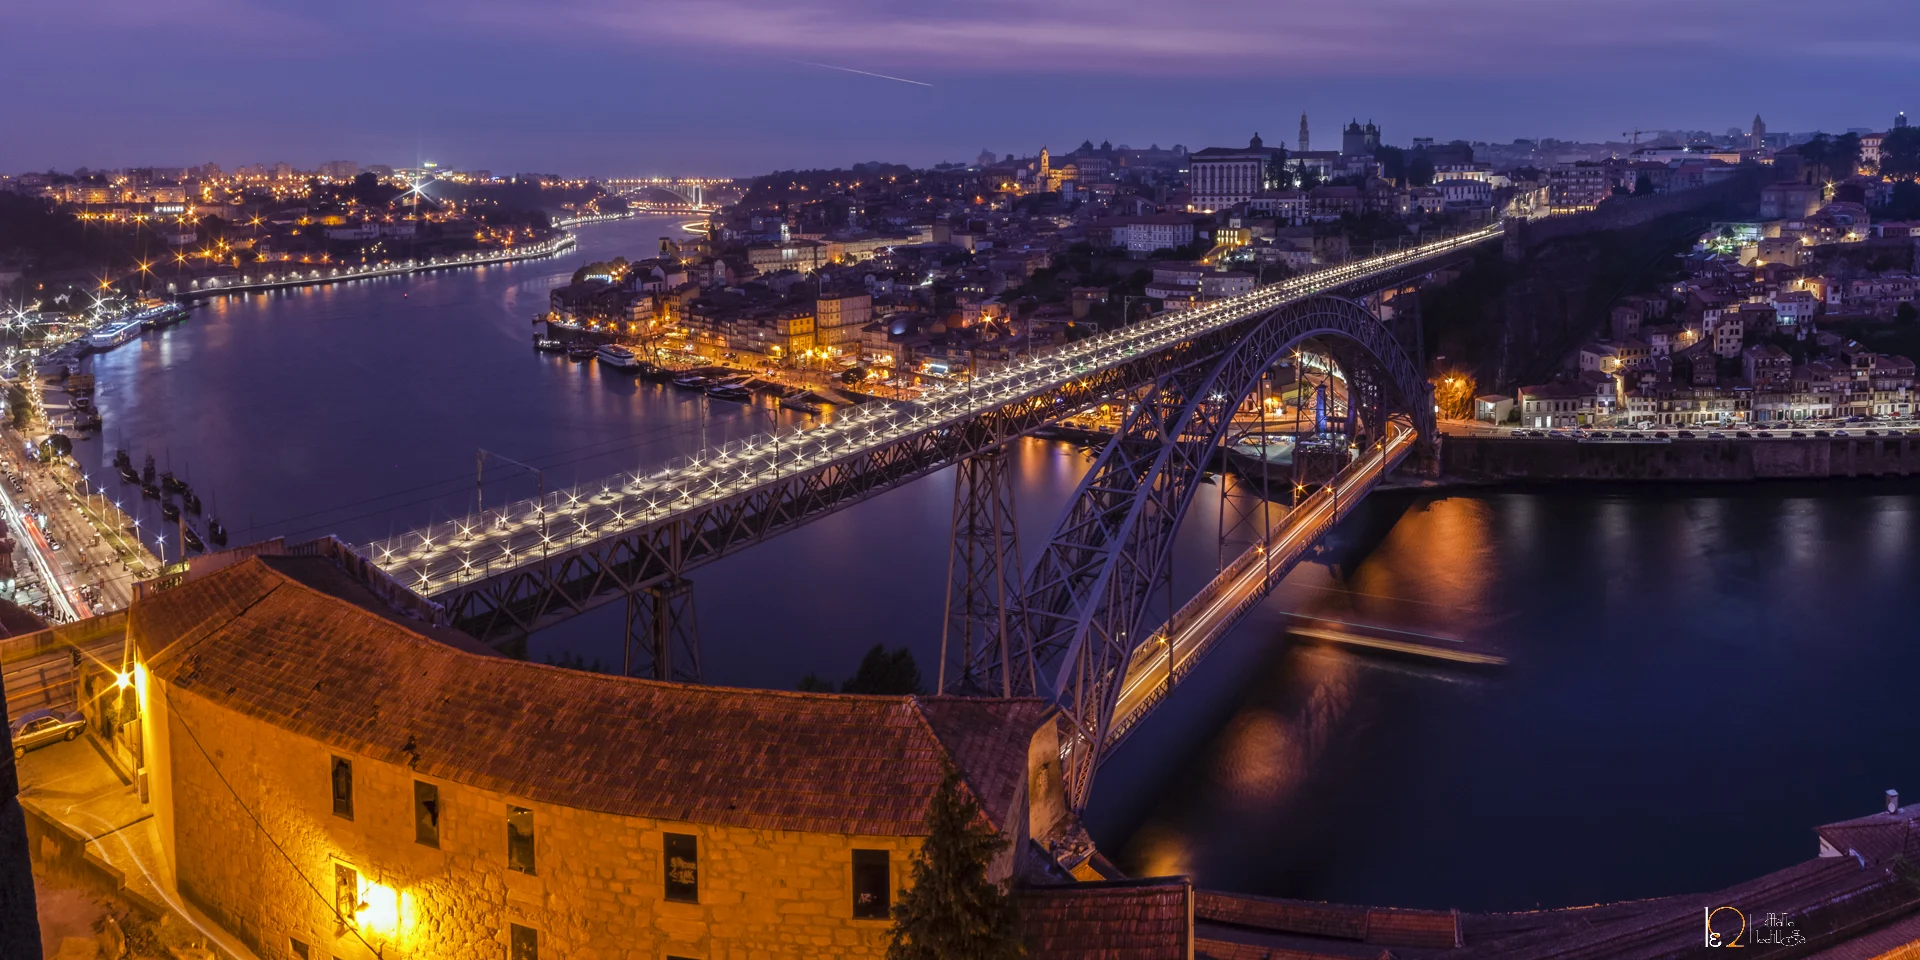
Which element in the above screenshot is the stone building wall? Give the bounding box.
[163,688,921,960]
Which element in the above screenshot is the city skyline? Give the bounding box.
[5,0,1916,175]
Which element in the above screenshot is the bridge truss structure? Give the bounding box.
[961,295,1435,810]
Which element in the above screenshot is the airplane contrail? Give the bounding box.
[790,60,932,87]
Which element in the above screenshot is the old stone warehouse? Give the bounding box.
[113,548,1116,958]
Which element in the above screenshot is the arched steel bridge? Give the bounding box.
[362,225,1499,684]
[950,294,1432,810]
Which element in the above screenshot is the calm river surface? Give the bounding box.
[71,216,1920,910]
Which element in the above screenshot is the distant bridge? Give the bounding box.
[603,177,738,209]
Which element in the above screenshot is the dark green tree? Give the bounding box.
[1633,173,1655,197]
[796,673,836,692]
[841,645,923,695]
[1375,145,1406,185]
[1832,132,1862,179]
[887,766,1022,960]
[1800,134,1832,183]
[1899,303,1918,325]
[1263,150,1292,192]
[1881,127,1920,178]
[1405,149,1435,188]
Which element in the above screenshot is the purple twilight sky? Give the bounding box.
[4,0,1916,176]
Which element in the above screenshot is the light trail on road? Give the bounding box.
[1105,424,1416,743]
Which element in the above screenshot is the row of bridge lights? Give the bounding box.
[200,237,572,290]
[386,226,1500,591]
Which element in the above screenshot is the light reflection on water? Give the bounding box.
[1091,486,1920,912]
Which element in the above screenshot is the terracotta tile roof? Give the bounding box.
[1195,940,1390,960]
[136,556,1051,836]
[1020,878,1193,960]
[1196,891,1457,949]
[1818,804,1920,865]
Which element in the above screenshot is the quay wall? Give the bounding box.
[1441,436,1920,482]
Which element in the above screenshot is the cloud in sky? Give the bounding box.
[3,0,1916,173]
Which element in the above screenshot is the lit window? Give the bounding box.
[852,849,890,919]
[664,833,698,903]
[330,757,353,820]
[507,806,536,875]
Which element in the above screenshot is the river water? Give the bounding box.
[70,215,1920,911]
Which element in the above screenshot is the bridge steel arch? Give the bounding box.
[992,296,1432,811]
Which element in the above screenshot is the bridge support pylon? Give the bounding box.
[623,578,701,683]
[939,448,1032,696]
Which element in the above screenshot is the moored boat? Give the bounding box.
[706,382,752,403]
[566,343,596,361]
[534,338,565,353]
[182,526,205,552]
[117,463,139,484]
[141,481,160,500]
[161,501,180,522]
[672,373,711,390]
[207,518,228,546]
[595,344,642,370]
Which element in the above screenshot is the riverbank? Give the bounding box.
[1440,433,1920,481]
[171,233,577,300]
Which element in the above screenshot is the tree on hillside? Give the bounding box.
[1832,132,1863,179]
[1263,150,1293,191]
[1881,127,1920,178]
[1405,149,1435,188]
[887,766,1022,960]
[1375,145,1406,185]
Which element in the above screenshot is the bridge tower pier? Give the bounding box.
[623,578,702,682]
[938,448,1031,696]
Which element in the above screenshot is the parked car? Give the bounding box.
[1735,431,1751,438]
[1677,430,1696,439]
[9,708,86,759]
[1834,430,1851,437]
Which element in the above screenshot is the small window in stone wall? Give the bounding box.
[507,805,536,875]
[414,781,439,848]
[289,938,310,959]
[330,756,353,820]
[509,923,539,960]
[664,832,698,903]
[852,849,890,919]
